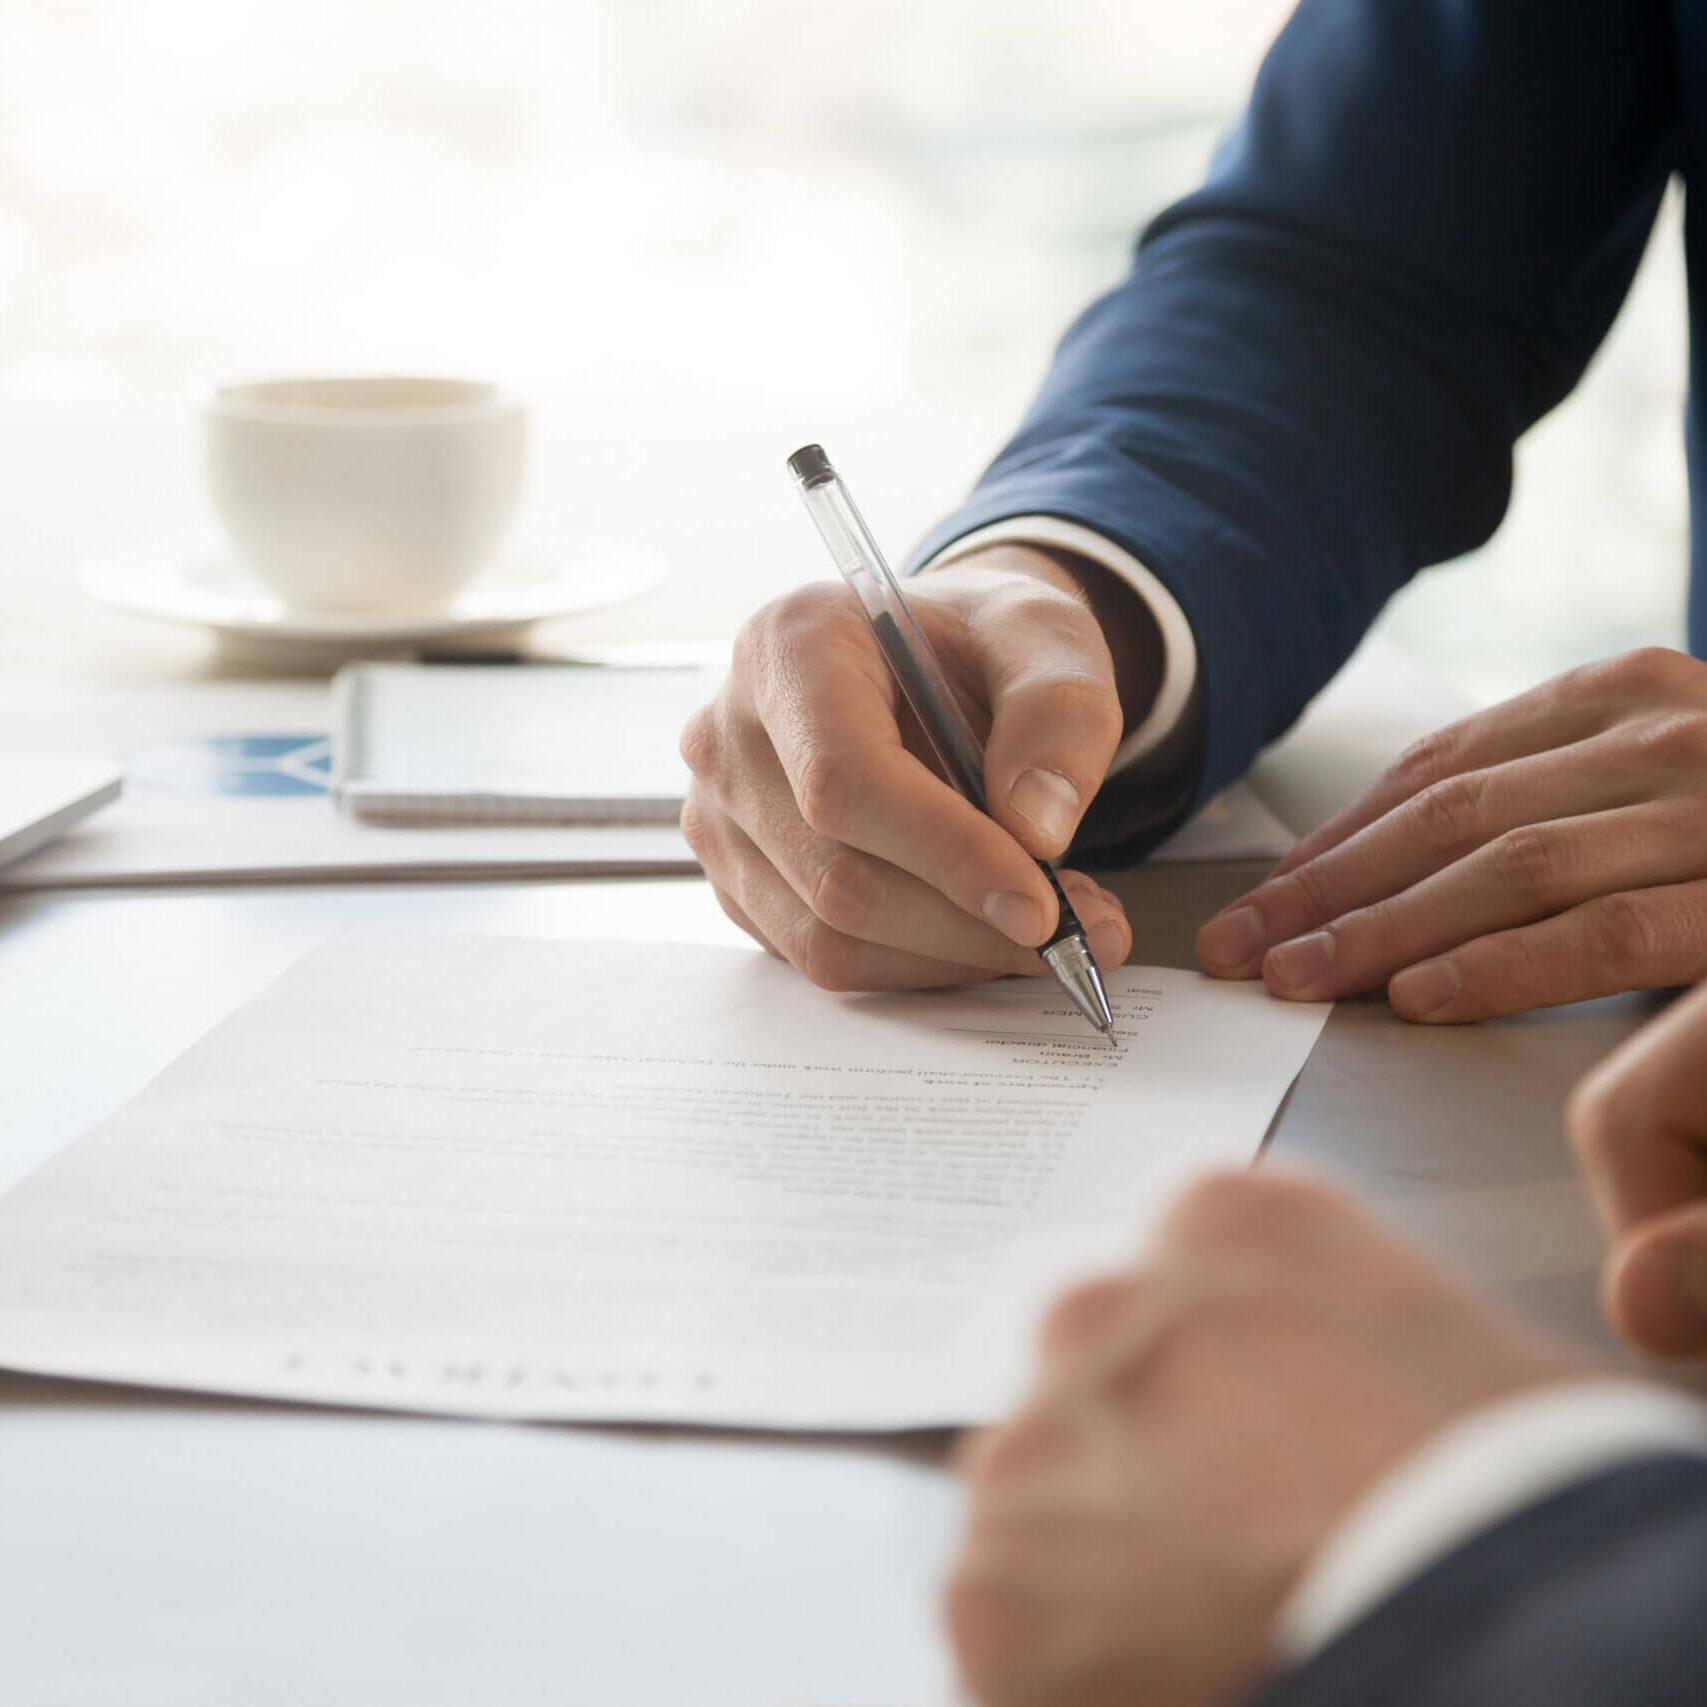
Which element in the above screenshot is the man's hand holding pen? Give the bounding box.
[679,551,1134,991]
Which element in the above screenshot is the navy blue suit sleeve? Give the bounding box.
[910,0,1676,849]
[1248,1454,1707,1707]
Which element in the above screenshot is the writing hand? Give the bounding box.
[1570,980,1707,1356]
[1197,648,1707,1021]
[945,1172,1578,1707]
[679,548,1137,989]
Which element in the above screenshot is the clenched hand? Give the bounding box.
[680,547,1140,990]
[945,1172,1580,1707]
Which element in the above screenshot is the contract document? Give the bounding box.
[0,933,1329,1429]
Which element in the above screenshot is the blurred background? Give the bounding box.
[0,0,1688,702]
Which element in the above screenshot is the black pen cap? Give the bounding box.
[786,443,835,489]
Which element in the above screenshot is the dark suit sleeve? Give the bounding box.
[908,0,1676,861]
[1247,1455,1707,1707]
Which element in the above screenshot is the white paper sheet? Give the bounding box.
[0,933,1328,1429]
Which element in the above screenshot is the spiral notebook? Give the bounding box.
[330,662,720,825]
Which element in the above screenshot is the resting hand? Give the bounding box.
[1197,647,1707,1020]
[1569,980,1707,1356]
[946,1172,1578,1707]
[680,546,1138,989]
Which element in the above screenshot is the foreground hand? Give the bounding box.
[946,1172,1578,1707]
[1197,647,1707,1020]
[680,548,1137,989]
[1570,980,1707,1357]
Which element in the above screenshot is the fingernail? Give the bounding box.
[983,889,1046,946]
[1199,904,1266,973]
[1390,957,1461,1020]
[1007,769,1080,854]
[1088,918,1127,970]
[1266,930,1335,992]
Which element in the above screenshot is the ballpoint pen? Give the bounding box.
[786,442,1117,1044]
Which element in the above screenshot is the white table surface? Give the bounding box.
[0,411,1679,1706]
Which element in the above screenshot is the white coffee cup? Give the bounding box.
[202,375,527,614]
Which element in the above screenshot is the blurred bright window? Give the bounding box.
[0,0,1687,701]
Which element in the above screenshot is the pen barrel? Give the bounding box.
[791,458,989,810]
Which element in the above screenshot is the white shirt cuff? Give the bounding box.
[1276,1378,1707,1663]
[918,516,1199,777]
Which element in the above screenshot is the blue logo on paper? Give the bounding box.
[127,735,332,797]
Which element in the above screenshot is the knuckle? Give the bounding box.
[729,602,779,680]
[1039,1275,1130,1354]
[1277,856,1336,924]
[1633,710,1707,767]
[1409,772,1488,851]
[1251,1170,1350,1235]
[792,920,861,993]
[677,704,722,781]
[1166,1169,1339,1253]
[808,849,877,936]
[1589,893,1667,970]
[794,749,861,839]
[727,613,760,678]
[677,795,717,863]
[1580,650,1646,698]
[962,1406,1062,1486]
[1034,672,1122,753]
[1165,1169,1269,1241]
[1392,727,1458,792]
[1481,928,1551,1007]
[1489,825,1566,903]
[731,584,840,678]
[755,581,842,641]
[987,572,1082,631]
[1351,893,1404,952]
[1607,646,1696,699]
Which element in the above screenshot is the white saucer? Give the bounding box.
[79,529,664,643]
